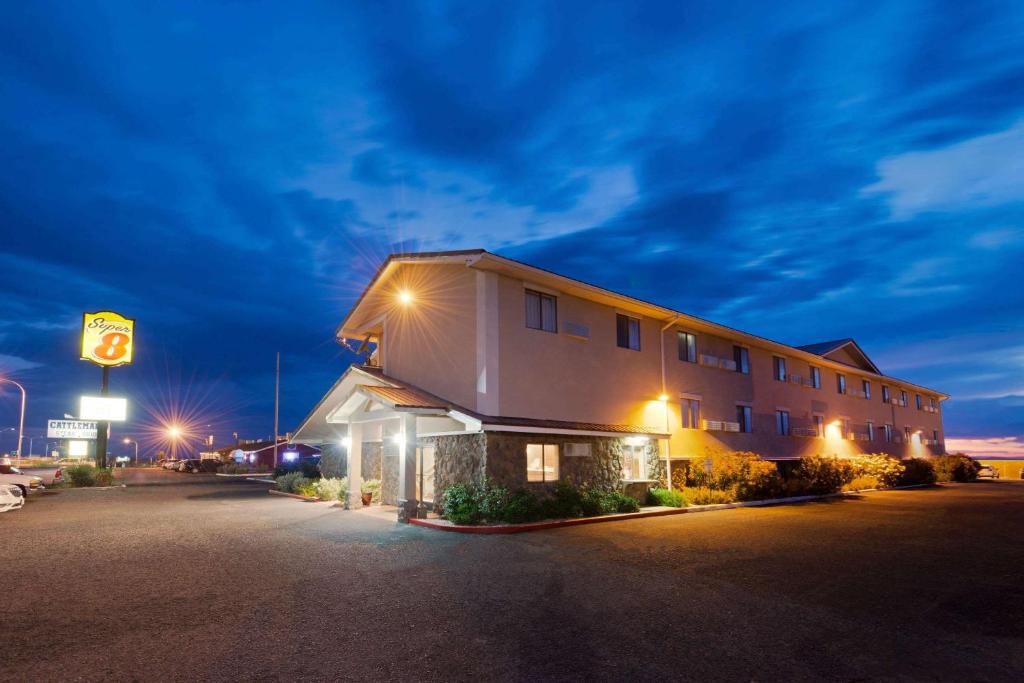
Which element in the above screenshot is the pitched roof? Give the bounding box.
[797,338,881,374]
[796,339,854,356]
[356,384,452,411]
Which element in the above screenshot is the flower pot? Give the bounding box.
[361,492,373,506]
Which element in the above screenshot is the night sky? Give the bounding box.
[1,2,1022,458]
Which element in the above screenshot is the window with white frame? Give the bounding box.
[774,356,786,381]
[915,394,923,410]
[776,410,790,435]
[811,366,821,389]
[526,444,559,482]
[900,390,908,406]
[678,331,696,362]
[616,314,641,351]
[862,380,871,399]
[682,398,701,429]
[621,439,647,480]
[882,385,891,403]
[525,289,557,332]
[837,373,847,395]
[733,345,749,374]
[736,405,752,433]
[867,421,875,441]
[884,423,893,443]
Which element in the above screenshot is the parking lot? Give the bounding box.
[3,478,1023,681]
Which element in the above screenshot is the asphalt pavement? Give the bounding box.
[2,474,1023,681]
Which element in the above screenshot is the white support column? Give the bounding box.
[346,421,363,509]
[396,412,418,522]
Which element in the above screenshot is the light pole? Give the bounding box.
[0,378,26,460]
[123,438,139,465]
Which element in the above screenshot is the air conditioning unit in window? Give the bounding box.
[565,442,592,457]
[702,419,724,431]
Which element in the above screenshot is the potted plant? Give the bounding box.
[361,478,381,506]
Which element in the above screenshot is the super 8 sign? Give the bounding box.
[80,311,135,367]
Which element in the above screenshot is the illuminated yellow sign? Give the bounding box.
[80,311,135,367]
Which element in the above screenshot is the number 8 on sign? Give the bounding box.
[95,332,129,360]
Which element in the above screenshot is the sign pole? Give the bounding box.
[96,366,110,469]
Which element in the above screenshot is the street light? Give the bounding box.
[0,378,26,459]
[123,437,139,465]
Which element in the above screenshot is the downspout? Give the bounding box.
[660,315,680,490]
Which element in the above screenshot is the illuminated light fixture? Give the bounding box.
[657,393,669,402]
[68,440,89,457]
[79,396,128,422]
[167,426,181,438]
[390,433,404,445]
[283,451,299,462]
[341,436,352,448]
[122,438,130,444]
[398,290,414,305]
[624,436,649,447]
[825,420,842,440]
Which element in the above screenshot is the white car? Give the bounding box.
[0,461,45,496]
[0,483,24,512]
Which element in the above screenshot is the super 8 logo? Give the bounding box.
[81,312,135,366]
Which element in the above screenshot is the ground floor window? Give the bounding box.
[867,421,875,441]
[621,442,647,480]
[884,424,893,443]
[776,410,790,436]
[813,414,824,437]
[416,445,435,503]
[682,398,700,429]
[526,444,559,482]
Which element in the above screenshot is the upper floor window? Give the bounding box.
[862,380,871,399]
[930,397,938,411]
[616,314,641,351]
[837,373,847,395]
[526,444,559,482]
[682,399,701,429]
[678,331,696,362]
[900,390,908,406]
[813,414,824,437]
[884,424,893,443]
[867,421,875,441]
[933,429,939,443]
[882,385,891,403]
[736,405,752,433]
[915,394,923,410]
[775,410,790,436]
[773,356,786,382]
[525,289,557,332]
[842,418,851,437]
[904,426,912,442]
[810,366,821,389]
[733,346,750,374]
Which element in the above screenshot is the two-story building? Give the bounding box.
[292,249,948,520]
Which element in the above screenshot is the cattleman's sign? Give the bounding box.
[46,419,98,440]
[80,311,135,367]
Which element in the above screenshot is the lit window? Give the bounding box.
[773,356,786,382]
[904,426,912,442]
[526,444,559,482]
[736,405,752,433]
[621,441,647,480]
[915,394,923,410]
[867,421,875,441]
[862,380,871,399]
[525,290,557,332]
[616,314,641,351]
[837,374,847,395]
[882,385,891,403]
[810,366,821,389]
[733,346,749,374]
[813,414,824,437]
[678,331,696,362]
[775,410,790,436]
[682,399,701,429]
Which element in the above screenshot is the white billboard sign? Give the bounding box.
[47,420,98,439]
[68,440,90,457]
[79,396,128,422]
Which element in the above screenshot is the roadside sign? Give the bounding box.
[47,419,98,439]
[79,396,128,422]
[80,311,135,367]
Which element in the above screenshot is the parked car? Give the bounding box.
[976,465,1000,479]
[161,459,180,470]
[0,461,45,496]
[0,483,24,512]
[176,459,200,473]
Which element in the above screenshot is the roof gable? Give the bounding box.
[798,339,881,374]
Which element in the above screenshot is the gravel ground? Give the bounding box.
[2,476,1023,682]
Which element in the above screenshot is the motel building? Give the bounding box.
[292,249,947,521]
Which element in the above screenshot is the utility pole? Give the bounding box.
[273,351,280,469]
[0,378,26,461]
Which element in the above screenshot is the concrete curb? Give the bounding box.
[50,484,128,492]
[267,489,320,502]
[215,472,273,478]
[247,477,277,484]
[409,483,942,534]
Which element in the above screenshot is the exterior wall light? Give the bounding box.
[341,437,352,449]
[658,393,669,402]
[398,290,414,305]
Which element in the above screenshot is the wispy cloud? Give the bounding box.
[945,436,1024,459]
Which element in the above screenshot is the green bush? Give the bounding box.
[476,480,511,520]
[360,478,382,503]
[843,475,881,491]
[791,455,852,495]
[64,464,97,487]
[275,472,311,493]
[315,477,348,501]
[846,454,905,488]
[683,486,737,505]
[273,459,320,479]
[934,453,979,482]
[499,489,541,523]
[297,481,320,498]
[686,450,783,501]
[649,487,687,508]
[441,483,481,524]
[93,468,116,487]
[898,458,937,486]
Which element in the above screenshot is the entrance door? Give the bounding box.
[416,445,435,504]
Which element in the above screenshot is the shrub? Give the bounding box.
[686,450,783,501]
[273,458,320,479]
[898,458,937,486]
[683,486,737,505]
[297,481,320,498]
[498,490,541,523]
[791,455,852,495]
[934,453,979,482]
[847,454,905,489]
[275,472,311,493]
[315,477,348,501]
[64,464,97,487]
[843,475,881,492]
[542,480,587,519]
[360,478,382,503]
[650,487,687,508]
[93,468,116,487]
[441,483,481,525]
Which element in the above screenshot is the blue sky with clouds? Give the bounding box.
[1,1,1022,454]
